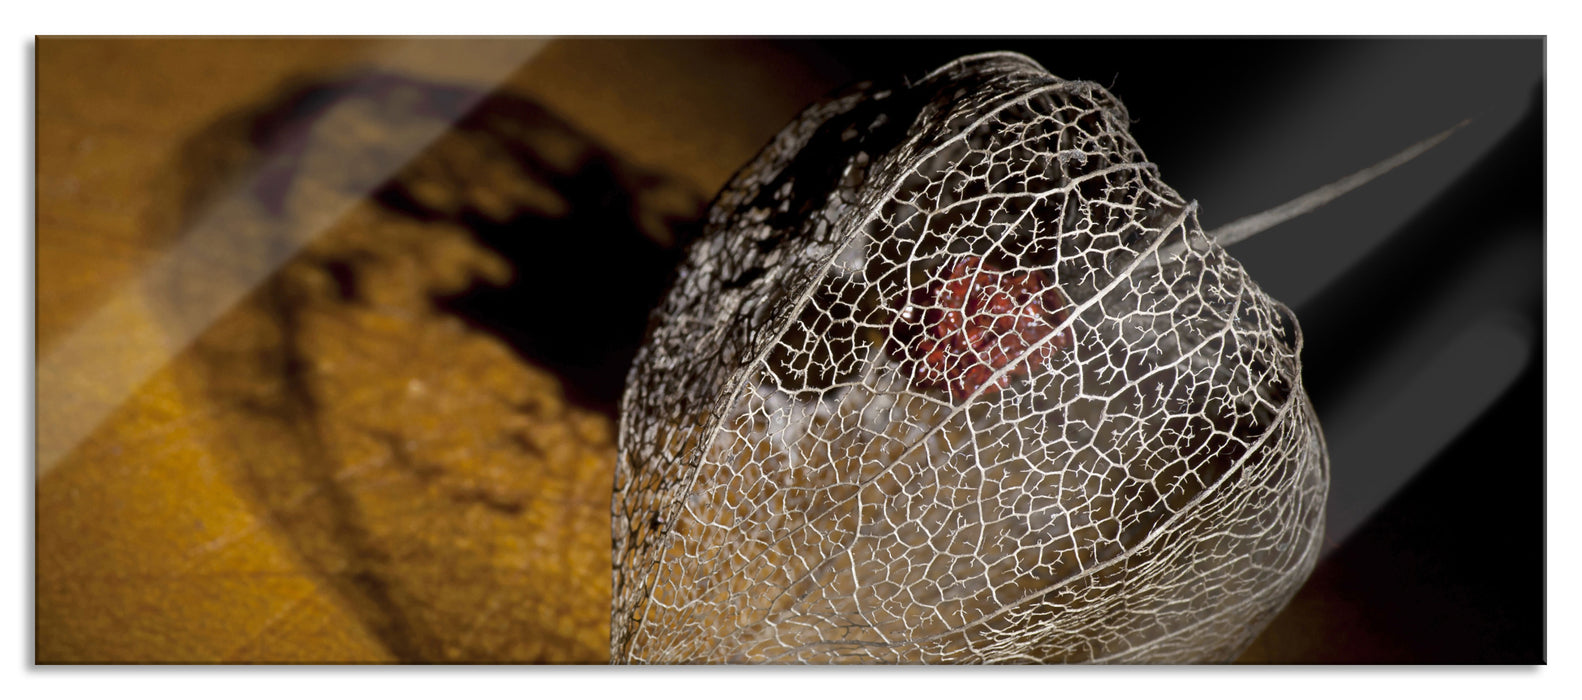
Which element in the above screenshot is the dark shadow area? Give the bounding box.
[368,85,704,415]
[1325,355,1540,663]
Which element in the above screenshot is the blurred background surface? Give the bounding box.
[35,37,1543,663]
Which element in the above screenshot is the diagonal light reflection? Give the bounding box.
[1315,230,1538,546]
[36,38,549,475]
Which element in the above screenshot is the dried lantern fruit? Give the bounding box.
[611,51,1328,663]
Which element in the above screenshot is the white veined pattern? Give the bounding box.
[611,52,1326,664]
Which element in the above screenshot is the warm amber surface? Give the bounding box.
[36,37,842,664]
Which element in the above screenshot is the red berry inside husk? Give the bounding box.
[893,256,1073,401]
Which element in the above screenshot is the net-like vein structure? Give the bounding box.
[611,52,1328,664]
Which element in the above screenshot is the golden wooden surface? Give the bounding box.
[36,37,842,664]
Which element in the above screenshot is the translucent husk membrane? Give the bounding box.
[612,52,1328,664]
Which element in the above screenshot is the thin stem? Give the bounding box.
[1205,119,1469,248]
